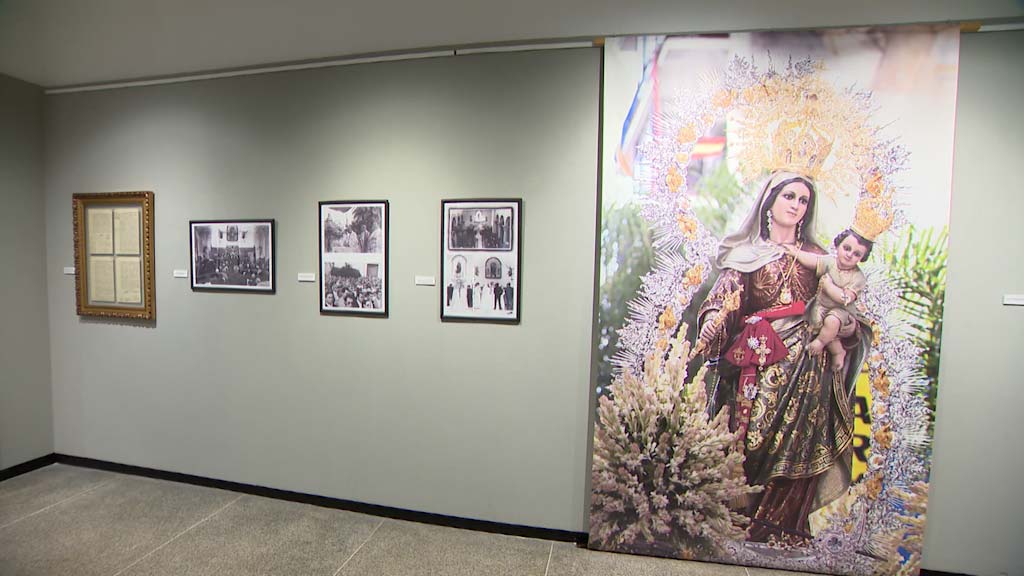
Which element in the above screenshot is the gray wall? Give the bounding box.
[35,31,1024,576]
[923,30,1024,576]
[0,73,53,469]
[43,49,599,532]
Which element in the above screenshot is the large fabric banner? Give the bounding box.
[590,27,958,576]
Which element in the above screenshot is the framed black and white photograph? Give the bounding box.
[441,199,521,323]
[320,200,388,316]
[189,220,275,292]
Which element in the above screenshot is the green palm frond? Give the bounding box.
[879,225,948,419]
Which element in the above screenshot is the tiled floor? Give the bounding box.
[0,464,795,575]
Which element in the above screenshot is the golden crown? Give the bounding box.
[769,113,834,180]
[851,173,895,241]
[731,70,874,202]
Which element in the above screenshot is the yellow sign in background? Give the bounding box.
[852,370,872,482]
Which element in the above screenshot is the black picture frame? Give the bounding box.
[319,200,389,317]
[440,199,522,324]
[189,219,276,293]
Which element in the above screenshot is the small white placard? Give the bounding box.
[1003,294,1024,306]
[172,269,188,278]
[415,275,436,286]
[297,273,316,283]
[63,266,75,275]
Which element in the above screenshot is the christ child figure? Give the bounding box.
[785,228,872,370]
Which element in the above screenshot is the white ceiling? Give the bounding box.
[1,0,1021,88]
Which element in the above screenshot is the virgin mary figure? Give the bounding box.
[695,170,872,542]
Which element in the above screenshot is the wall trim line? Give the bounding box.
[0,453,59,482]
[43,39,599,95]
[47,454,589,545]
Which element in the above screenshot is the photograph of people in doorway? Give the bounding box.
[441,199,521,323]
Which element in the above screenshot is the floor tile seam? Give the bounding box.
[543,541,554,576]
[0,478,115,532]
[332,518,385,576]
[109,493,243,576]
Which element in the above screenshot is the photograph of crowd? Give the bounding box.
[322,263,383,310]
[441,199,521,323]
[190,220,274,292]
[446,206,514,251]
[320,201,388,315]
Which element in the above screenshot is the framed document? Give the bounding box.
[72,191,155,320]
[189,220,275,293]
[319,200,388,316]
[441,199,521,323]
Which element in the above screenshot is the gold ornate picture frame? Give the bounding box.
[72,191,155,320]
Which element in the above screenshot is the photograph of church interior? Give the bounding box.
[1,1,1020,575]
